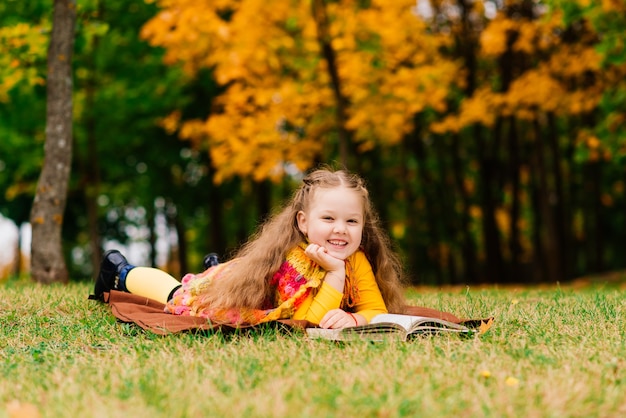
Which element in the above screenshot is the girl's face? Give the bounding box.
[296,187,364,260]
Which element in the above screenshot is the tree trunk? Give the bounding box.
[85,67,102,275]
[547,112,569,278]
[457,0,505,283]
[412,133,445,284]
[450,133,478,282]
[311,0,352,168]
[84,0,104,274]
[476,125,504,283]
[209,184,226,257]
[256,180,271,224]
[529,158,547,283]
[30,0,76,284]
[174,211,188,277]
[147,202,157,268]
[495,8,518,283]
[532,118,564,282]
[507,117,524,282]
[399,136,422,284]
[585,161,604,273]
[433,137,459,283]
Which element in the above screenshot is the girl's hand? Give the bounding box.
[304,243,345,273]
[319,309,364,329]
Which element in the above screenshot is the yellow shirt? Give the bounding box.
[292,250,387,324]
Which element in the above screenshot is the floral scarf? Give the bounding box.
[164,244,327,326]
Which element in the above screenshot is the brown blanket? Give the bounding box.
[103,290,467,335]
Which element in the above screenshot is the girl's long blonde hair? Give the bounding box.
[196,168,407,313]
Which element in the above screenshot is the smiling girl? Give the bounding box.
[92,168,406,329]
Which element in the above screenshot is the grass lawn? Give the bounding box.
[1,276,625,418]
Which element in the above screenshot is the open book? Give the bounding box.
[305,313,477,342]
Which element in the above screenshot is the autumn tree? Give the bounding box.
[141,0,626,284]
[0,3,49,277]
[426,0,626,282]
[141,0,454,182]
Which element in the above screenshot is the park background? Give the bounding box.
[1,0,625,286]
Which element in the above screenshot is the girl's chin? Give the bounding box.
[325,246,353,260]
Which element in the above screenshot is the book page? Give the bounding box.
[370,313,431,331]
[370,313,468,332]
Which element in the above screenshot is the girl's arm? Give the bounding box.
[347,251,387,323]
[292,281,343,324]
[292,243,351,325]
[292,250,387,327]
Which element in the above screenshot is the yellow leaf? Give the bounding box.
[479,317,494,335]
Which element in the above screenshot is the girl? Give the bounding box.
[92,168,406,329]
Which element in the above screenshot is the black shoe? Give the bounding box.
[202,253,219,270]
[89,250,130,302]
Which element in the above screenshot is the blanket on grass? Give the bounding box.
[102,290,471,335]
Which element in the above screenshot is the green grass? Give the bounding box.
[2,277,626,418]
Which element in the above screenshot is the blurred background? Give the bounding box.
[1,0,625,285]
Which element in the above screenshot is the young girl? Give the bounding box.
[92,168,406,329]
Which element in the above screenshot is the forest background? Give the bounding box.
[1,0,625,286]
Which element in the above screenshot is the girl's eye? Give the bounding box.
[348,219,358,224]
[322,216,333,221]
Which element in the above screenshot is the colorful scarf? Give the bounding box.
[164,244,328,326]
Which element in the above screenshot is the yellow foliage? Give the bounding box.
[337,2,459,146]
[178,119,207,149]
[158,110,182,135]
[461,88,500,127]
[480,17,515,57]
[0,0,576,209]
[199,79,328,181]
[566,89,602,115]
[602,0,626,12]
[513,21,537,54]
[467,7,609,126]
[0,22,49,102]
[142,0,620,183]
[430,87,500,133]
[142,0,459,181]
[503,68,564,116]
[546,45,601,79]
